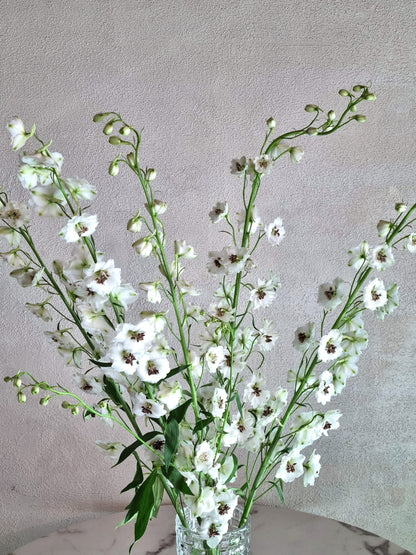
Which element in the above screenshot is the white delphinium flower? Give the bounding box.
[146,434,166,462]
[110,283,137,311]
[0,248,26,268]
[317,278,347,312]
[204,345,226,373]
[106,342,140,375]
[223,410,255,447]
[84,259,121,295]
[236,205,262,235]
[199,518,229,549]
[318,329,343,362]
[114,321,155,352]
[230,156,247,176]
[315,370,335,405]
[44,329,75,350]
[139,281,162,303]
[256,388,288,427]
[140,311,166,333]
[252,154,273,175]
[213,488,239,522]
[187,485,216,518]
[289,146,304,163]
[265,217,286,246]
[127,212,142,233]
[244,426,266,453]
[0,201,31,228]
[30,185,66,217]
[348,241,369,270]
[0,226,21,247]
[217,346,245,380]
[25,302,53,322]
[250,275,280,310]
[257,319,279,351]
[293,322,315,352]
[63,177,96,201]
[9,266,36,287]
[207,250,227,275]
[222,246,249,274]
[132,236,154,257]
[217,456,237,485]
[363,278,387,310]
[194,441,216,473]
[332,355,359,394]
[145,199,167,215]
[21,151,63,171]
[236,326,255,352]
[72,372,103,396]
[209,301,235,323]
[290,411,323,449]
[7,117,35,150]
[211,387,228,418]
[321,410,341,436]
[95,441,123,459]
[77,304,113,335]
[303,450,321,486]
[59,214,98,243]
[188,350,204,379]
[209,201,229,223]
[131,392,167,418]
[376,283,399,320]
[342,328,368,356]
[243,373,270,409]
[177,279,200,296]
[275,449,305,483]
[377,220,393,238]
[157,380,182,410]
[137,354,170,383]
[174,239,197,259]
[18,164,48,189]
[370,244,394,271]
[405,233,416,253]
[339,313,364,333]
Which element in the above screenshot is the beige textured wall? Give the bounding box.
[1,0,415,553]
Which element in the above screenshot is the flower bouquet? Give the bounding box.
[2,84,415,554]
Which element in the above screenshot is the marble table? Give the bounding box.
[12,505,413,555]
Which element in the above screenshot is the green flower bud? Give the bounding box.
[328,110,336,121]
[350,104,357,112]
[31,385,40,395]
[109,135,122,145]
[363,92,376,101]
[338,89,350,97]
[14,377,22,388]
[395,202,407,213]
[127,214,142,233]
[103,123,114,135]
[146,168,157,181]
[40,397,49,406]
[18,391,26,403]
[61,401,71,409]
[109,160,119,176]
[304,104,319,113]
[93,112,110,123]
[307,127,319,135]
[71,406,79,415]
[4,376,12,383]
[127,152,136,166]
[353,85,364,92]
[267,117,276,129]
[98,400,107,409]
[353,114,367,123]
[120,126,131,136]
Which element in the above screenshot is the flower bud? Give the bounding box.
[307,127,319,135]
[18,391,26,403]
[350,104,357,112]
[304,104,319,113]
[103,122,114,135]
[328,110,336,121]
[127,152,136,166]
[93,112,110,123]
[31,385,40,395]
[71,406,79,415]
[146,168,157,181]
[353,114,367,123]
[109,135,122,145]
[377,220,392,237]
[353,85,364,92]
[120,126,131,135]
[61,401,71,409]
[14,377,22,388]
[3,376,12,383]
[267,117,276,129]
[338,89,350,97]
[40,397,49,406]
[395,202,407,213]
[98,401,107,409]
[127,214,142,233]
[132,237,154,257]
[109,160,119,176]
[363,92,376,101]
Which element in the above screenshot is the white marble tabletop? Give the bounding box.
[11,505,413,555]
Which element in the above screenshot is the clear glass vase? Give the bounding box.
[175,505,251,555]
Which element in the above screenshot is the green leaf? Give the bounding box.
[119,470,157,529]
[193,416,213,434]
[165,466,193,495]
[164,418,179,471]
[224,453,239,484]
[120,461,144,493]
[142,431,161,443]
[129,471,157,551]
[235,390,243,418]
[151,475,164,519]
[168,398,192,424]
[113,438,142,467]
[103,376,124,406]
[269,479,285,504]
[164,363,189,381]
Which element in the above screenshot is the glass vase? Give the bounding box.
[175,505,251,555]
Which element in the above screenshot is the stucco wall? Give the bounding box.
[1,1,415,553]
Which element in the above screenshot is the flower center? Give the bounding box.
[142,403,153,415]
[123,352,137,366]
[95,270,109,284]
[324,287,335,300]
[257,289,266,300]
[377,250,387,263]
[130,331,145,342]
[326,343,336,354]
[286,462,296,473]
[298,332,307,343]
[218,503,230,515]
[372,290,381,301]
[77,225,88,237]
[252,386,261,396]
[208,524,220,538]
[229,254,239,264]
[147,361,159,375]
